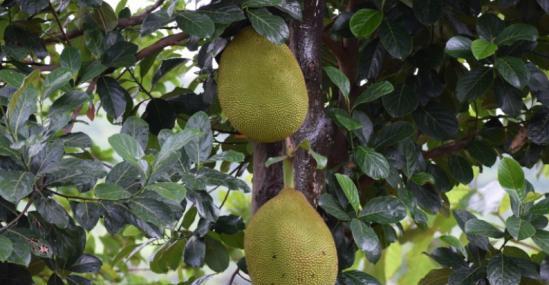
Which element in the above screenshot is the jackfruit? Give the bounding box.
[217,27,308,143]
[244,188,338,285]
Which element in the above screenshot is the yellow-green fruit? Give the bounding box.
[217,27,308,143]
[244,188,338,285]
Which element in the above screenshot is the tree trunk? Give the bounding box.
[252,0,332,210]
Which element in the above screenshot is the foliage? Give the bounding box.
[0,0,547,284]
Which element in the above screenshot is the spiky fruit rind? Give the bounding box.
[244,188,338,285]
[217,27,308,143]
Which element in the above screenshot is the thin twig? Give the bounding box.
[0,197,34,234]
[228,268,239,285]
[128,68,154,99]
[48,1,69,44]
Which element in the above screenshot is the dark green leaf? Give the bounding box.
[495,57,530,89]
[335,174,361,213]
[78,61,107,83]
[96,76,128,120]
[495,80,524,117]
[465,218,505,238]
[50,91,90,114]
[379,20,412,59]
[35,196,70,228]
[242,0,282,8]
[141,10,173,36]
[371,121,415,148]
[527,108,549,145]
[477,14,505,40]
[0,70,25,88]
[319,193,351,221]
[418,268,452,285]
[92,2,118,31]
[70,254,102,273]
[467,140,497,166]
[456,67,494,101]
[445,36,472,58]
[200,4,246,24]
[413,0,443,24]
[94,183,131,200]
[495,24,538,46]
[354,146,390,180]
[129,198,173,226]
[339,270,381,285]
[350,219,381,263]
[532,230,549,254]
[184,111,213,164]
[498,157,525,192]
[204,237,229,272]
[176,11,215,38]
[145,182,187,203]
[60,47,82,75]
[0,171,34,203]
[448,155,473,184]
[18,0,48,14]
[413,103,458,140]
[46,158,106,192]
[360,196,407,224]
[324,66,350,96]
[349,9,383,38]
[121,116,149,150]
[153,58,187,84]
[101,41,138,67]
[247,8,289,44]
[471,38,498,60]
[487,254,521,285]
[274,0,302,20]
[5,232,31,266]
[382,82,418,117]
[184,236,206,268]
[354,81,394,108]
[70,202,103,231]
[142,98,176,135]
[7,85,39,135]
[331,108,363,131]
[0,235,13,262]
[44,68,72,97]
[505,216,536,240]
[109,133,145,171]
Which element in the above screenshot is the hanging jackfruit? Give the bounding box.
[244,188,338,285]
[217,27,308,143]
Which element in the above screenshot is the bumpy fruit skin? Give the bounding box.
[217,27,308,143]
[244,188,338,285]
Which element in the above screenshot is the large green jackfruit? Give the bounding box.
[244,188,338,285]
[217,27,308,143]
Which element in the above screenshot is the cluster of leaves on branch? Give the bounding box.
[0,0,547,284]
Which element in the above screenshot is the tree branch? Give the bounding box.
[136,32,188,60]
[44,0,166,44]
[423,137,473,159]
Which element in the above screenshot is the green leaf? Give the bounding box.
[204,237,229,272]
[70,254,102,273]
[324,66,350,96]
[382,82,418,117]
[209,150,245,163]
[5,232,31,266]
[153,129,197,174]
[487,254,521,285]
[109,133,145,170]
[445,36,472,58]
[467,140,497,167]
[440,235,467,257]
[96,76,128,119]
[140,10,173,36]
[335,174,361,213]
[297,140,327,169]
[44,68,73,97]
[471,38,498,60]
[153,58,188,84]
[370,121,415,148]
[379,20,412,59]
[200,4,246,24]
[78,61,108,83]
[410,172,435,185]
[495,24,538,46]
[360,196,406,224]
[498,157,525,193]
[331,108,363,131]
[0,235,13,262]
[456,67,494,101]
[246,8,289,44]
[60,47,82,76]
[46,158,106,192]
[413,103,458,140]
[350,219,381,263]
[176,11,215,38]
[354,146,390,180]
[464,219,505,238]
[448,155,473,184]
[95,183,131,200]
[242,0,282,8]
[495,57,530,89]
[129,198,173,226]
[7,79,39,135]
[0,171,34,203]
[418,268,452,285]
[0,69,25,87]
[339,271,381,285]
[121,116,149,150]
[184,236,206,267]
[413,0,443,24]
[532,230,549,254]
[353,81,394,108]
[146,182,187,203]
[151,239,185,273]
[184,111,213,165]
[92,2,118,31]
[265,155,287,167]
[318,194,351,221]
[101,41,138,68]
[505,216,536,240]
[349,9,383,38]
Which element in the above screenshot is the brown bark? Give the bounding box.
[252,0,333,210]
